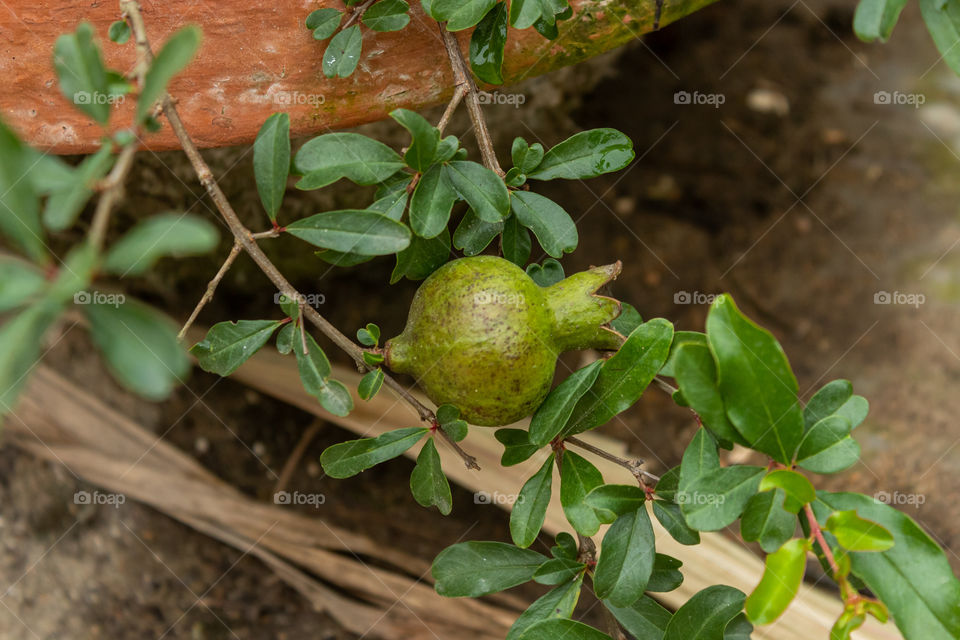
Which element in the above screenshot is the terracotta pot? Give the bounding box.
[0,0,716,154]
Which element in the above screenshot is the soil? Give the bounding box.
[3,0,960,637]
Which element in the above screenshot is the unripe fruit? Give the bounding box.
[385,256,624,426]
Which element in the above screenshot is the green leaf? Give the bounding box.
[49,243,97,304]
[525,258,564,286]
[510,191,578,258]
[663,585,747,640]
[606,596,672,640]
[804,379,868,430]
[816,492,960,639]
[85,299,190,400]
[679,465,766,531]
[653,465,680,502]
[679,427,721,492]
[551,532,578,560]
[673,343,747,446]
[920,0,960,79]
[441,419,468,441]
[316,378,355,417]
[825,510,894,552]
[0,122,46,263]
[532,558,585,585]
[321,427,428,478]
[746,538,811,625]
[510,0,543,29]
[0,302,63,413]
[431,541,548,597]
[647,553,684,592]
[563,319,674,435]
[512,137,545,174]
[253,113,291,221]
[445,161,510,223]
[510,455,554,548]
[559,450,607,536]
[610,302,642,337]
[358,368,384,400]
[660,330,707,377]
[706,295,803,464]
[584,484,646,517]
[323,25,363,78]
[104,213,219,276]
[724,613,754,640]
[527,129,634,181]
[368,189,409,221]
[293,331,354,416]
[453,209,503,255]
[529,360,602,446]
[109,20,131,44]
[138,26,201,124]
[306,8,342,39]
[758,470,816,514]
[501,215,531,267]
[854,0,908,42]
[357,327,377,346]
[653,500,700,545]
[191,319,283,376]
[54,23,110,125]
[0,260,46,313]
[295,133,404,189]
[796,415,860,474]
[740,489,796,553]
[470,1,507,84]
[43,144,114,232]
[391,228,450,283]
[286,210,411,255]
[410,438,452,514]
[436,403,460,424]
[276,322,296,354]
[594,507,656,606]
[410,164,457,237]
[495,428,539,466]
[432,0,498,30]
[391,108,438,172]
[506,575,582,640]
[520,619,612,640]
[362,0,411,32]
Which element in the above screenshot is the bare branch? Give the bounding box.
[178,241,242,340]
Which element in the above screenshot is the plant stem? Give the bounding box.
[566,436,658,484]
[437,84,468,135]
[178,241,242,340]
[341,0,376,29]
[121,0,480,472]
[438,26,504,176]
[804,503,840,576]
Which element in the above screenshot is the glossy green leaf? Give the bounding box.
[559,450,607,536]
[391,228,450,283]
[679,465,766,531]
[606,596,672,640]
[529,360,602,446]
[803,379,868,430]
[0,261,46,312]
[679,427,721,492]
[653,500,700,545]
[323,25,362,78]
[453,209,503,255]
[445,161,510,223]
[295,133,404,188]
[584,484,646,517]
[500,215,531,267]
[253,113,291,221]
[410,438,452,514]
[673,343,746,446]
[410,163,456,237]
[527,128,634,181]
[318,378,355,417]
[368,189,409,221]
[796,414,860,474]
[594,507,656,606]
[358,368,384,400]
[321,427,428,478]
[740,489,796,553]
[294,330,349,414]
[192,319,283,376]
[286,210,410,255]
[551,532,578,560]
[362,0,411,32]
[276,322,296,354]
[746,538,811,625]
[138,26,201,123]
[43,144,114,232]
[512,137,545,174]
[495,428,539,466]
[854,0,908,42]
[520,619,612,640]
[653,465,680,502]
[610,302,643,337]
[723,613,754,640]
[53,23,110,124]
[470,1,507,84]
[758,470,816,514]
[525,258,564,287]
[432,0,498,30]
[432,541,548,597]
[506,575,582,640]
[510,0,542,29]
[109,20,131,44]
[86,299,190,400]
[510,455,554,548]
[510,191,578,258]
[0,302,63,412]
[706,295,803,464]
[305,8,342,39]
[663,585,747,640]
[532,557,584,585]
[647,553,684,592]
[442,418,468,441]
[825,510,894,552]
[104,213,219,276]
[660,330,707,377]
[391,108,438,172]
[563,319,673,435]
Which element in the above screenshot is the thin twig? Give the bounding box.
[436,427,480,470]
[437,83,468,135]
[804,503,840,575]
[178,241,242,340]
[438,27,504,176]
[653,375,678,395]
[341,0,377,29]
[566,436,658,484]
[274,422,323,495]
[121,0,477,471]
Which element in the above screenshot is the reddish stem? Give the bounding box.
[804,503,840,576]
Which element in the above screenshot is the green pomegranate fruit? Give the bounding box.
[384,256,624,426]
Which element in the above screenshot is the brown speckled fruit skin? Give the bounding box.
[385,256,622,426]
